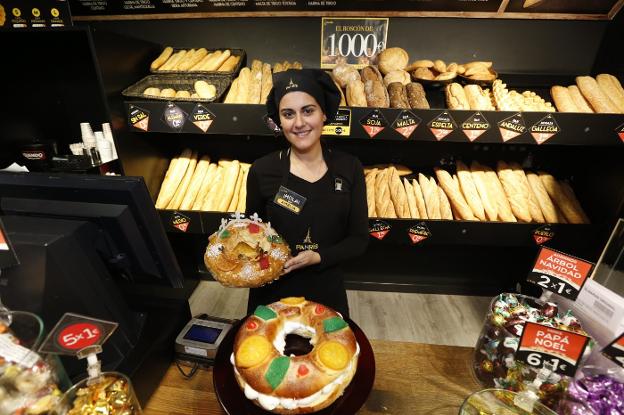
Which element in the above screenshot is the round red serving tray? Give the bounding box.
[213,318,376,415]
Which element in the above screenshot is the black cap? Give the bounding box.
[267,69,341,127]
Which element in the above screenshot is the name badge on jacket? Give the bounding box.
[274,186,307,214]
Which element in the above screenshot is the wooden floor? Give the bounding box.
[189,281,491,347]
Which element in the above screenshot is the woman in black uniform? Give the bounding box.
[245,69,368,318]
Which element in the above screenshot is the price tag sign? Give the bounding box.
[321,18,388,69]
[369,220,391,240]
[516,322,590,377]
[39,313,118,356]
[0,218,19,269]
[322,109,351,136]
[527,247,593,300]
[602,332,624,369]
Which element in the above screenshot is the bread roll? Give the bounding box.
[406,83,430,109]
[389,167,410,218]
[151,46,174,71]
[236,164,250,213]
[195,81,216,100]
[419,173,441,220]
[193,163,218,210]
[332,63,361,88]
[365,80,390,108]
[388,82,410,109]
[567,85,593,113]
[537,172,585,224]
[560,181,590,224]
[526,172,560,223]
[446,83,470,110]
[596,73,624,113]
[167,150,198,210]
[175,90,191,98]
[143,87,161,97]
[509,162,544,223]
[384,70,411,87]
[360,66,383,84]
[434,169,475,220]
[403,178,418,219]
[378,47,409,75]
[375,169,391,218]
[411,67,435,81]
[469,161,498,221]
[438,186,453,220]
[497,161,531,222]
[576,76,619,113]
[180,155,211,210]
[551,85,578,113]
[406,60,434,71]
[456,161,486,221]
[412,179,428,219]
[479,163,516,222]
[346,80,367,107]
[464,85,495,111]
[366,169,378,217]
[156,149,193,209]
[160,88,176,98]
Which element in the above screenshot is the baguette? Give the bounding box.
[419,174,441,220]
[156,149,193,209]
[403,178,418,219]
[469,161,498,221]
[202,167,224,211]
[366,169,378,217]
[367,164,412,176]
[218,55,240,72]
[248,60,263,104]
[567,85,593,113]
[260,63,273,104]
[389,167,410,218]
[167,150,198,210]
[438,186,453,220]
[155,156,179,209]
[210,49,231,71]
[216,160,240,212]
[480,163,516,222]
[236,164,250,213]
[537,172,585,224]
[386,199,397,218]
[433,169,475,220]
[224,78,240,104]
[150,46,174,71]
[179,48,208,71]
[174,49,196,70]
[560,181,590,224]
[190,52,214,71]
[509,162,545,223]
[180,155,210,210]
[199,50,223,71]
[227,166,245,212]
[193,163,218,210]
[364,79,390,108]
[497,161,532,223]
[551,85,579,113]
[596,73,624,113]
[160,50,186,71]
[374,169,391,218]
[576,76,619,113]
[235,67,252,103]
[412,179,428,219]
[456,161,486,221]
[445,83,470,110]
[526,172,560,223]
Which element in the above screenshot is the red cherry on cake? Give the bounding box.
[297,364,309,377]
[248,223,260,234]
[259,255,270,270]
[315,304,325,315]
[246,320,258,330]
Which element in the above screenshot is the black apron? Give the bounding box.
[247,147,350,318]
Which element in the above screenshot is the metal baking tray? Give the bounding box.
[122,74,231,103]
[150,48,246,77]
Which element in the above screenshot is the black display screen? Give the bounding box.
[183,325,222,344]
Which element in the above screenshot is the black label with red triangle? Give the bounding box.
[602,332,624,369]
[428,111,456,141]
[190,104,216,133]
[408,222,431,245]
[533,225,555,245]
[129,105,150,132]
[530,114,560,145]
[360,109,388,138]
[617,122,624,144]
[171,212,191,233]
[392,110,421,139]
[498,113,526,142]
[369,220,391,240]
[461,112,490,142]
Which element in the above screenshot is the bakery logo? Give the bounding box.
[263,114,282,136]
[602,333,624,369]
[392,110,421,139]
[360,109,388,139]
[171,212,191,233]
[129,105,150,132]
[498,113,526,142]
[530,114,560,145]
[532,225,554,245]
[295,228,318,251]
[322,109,351,136]
[408,222,431,245]
[368,220,391,240]
[285,78,298,90]
[190,104,215,133]
[461,112,490,142]
[21,151,46,160]
[163,103,187,132]
[428,111,456,141]
[616,123,624,143]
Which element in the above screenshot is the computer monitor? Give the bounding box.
[0,172,184,288]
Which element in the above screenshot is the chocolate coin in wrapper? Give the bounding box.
[61,373,141,415]
[460,389,557,415]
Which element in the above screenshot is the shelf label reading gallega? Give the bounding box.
[428,111,456,141]
[616,122,624,143]
[517,322,590,377]
[532,225,555,245]
[190,104,215,133]
[39,313,118,356]
[602,332,624,368]
[392,110,421,139]
[498,113,526,142]
[129,105,150,132]
[360,109,388,138]
[163,103,187,131]
[461,112,490,141]
[322,109,351,136]
[369,220,391,240]
[408,222,431,245]
[530,114,560,144]
[171,212,191,233]
[527,247,594,300]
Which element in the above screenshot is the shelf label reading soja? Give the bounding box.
[360,109,388,138]
[527,247,594,300]
[320,18,388,69]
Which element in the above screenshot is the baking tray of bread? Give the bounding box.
[122,74,231,102]
[150,47,246,76]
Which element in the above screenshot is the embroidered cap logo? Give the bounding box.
[285,78,299,91]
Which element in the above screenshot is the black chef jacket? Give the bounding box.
[245,145,368,318]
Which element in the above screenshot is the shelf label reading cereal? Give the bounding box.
[163,103,187,131]
[617,122,624,143]
[369,220,391,240]
[517,322,589,377]
[498,113,526,142]
[392,110,421,139]
[408,222,431,245]
[360,109,388,138]
[461,112,490,142]
[320,18,389,69]
[129,105,150,132]
[190,104,215,133]
[171,212,192,233]
[530,114,560,145]
[532,225,555,245]
[527,246,594,300]
[39,313,118,356]
[323,109,351,136]
[428,111,456,141]
[602,332,624,369]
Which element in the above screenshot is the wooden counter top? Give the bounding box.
[144,340,481,415]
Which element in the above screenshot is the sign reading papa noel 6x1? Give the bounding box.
[527,246,593,300]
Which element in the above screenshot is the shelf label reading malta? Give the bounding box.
[322,108,351,136]
[320,18,388,69]
[530,114,561,145]
[428,111,456,141]
[527,246,594,300]
[602,332,624,369]
[392,110,421,139]
[360,109,388,138]
[498,113,527,142]
[461,112,490,142]
[516,322,590,377]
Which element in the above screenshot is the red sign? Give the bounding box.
[0,227,8,251]
[532,247,593,291]
[602,332,624,368]
[57,323,101,350]
[617,123,624,143]
[369,220,390,240]
[428,111,456,141]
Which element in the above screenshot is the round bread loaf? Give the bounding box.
[378,47,409,75]
[232,297,359,414]
[204,216,290,287]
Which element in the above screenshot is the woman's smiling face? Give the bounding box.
[278,91,326,152]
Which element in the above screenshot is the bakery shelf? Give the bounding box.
[123,100,624,146]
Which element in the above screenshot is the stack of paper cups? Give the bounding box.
[95,131,112,163]
[102,123,118,159]
[80,122,96,148]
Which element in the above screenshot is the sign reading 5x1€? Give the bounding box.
[321,17,388,69]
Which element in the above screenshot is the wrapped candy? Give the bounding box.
[459,388,557,415]
[560,366,624,415]
[58,373,141,415]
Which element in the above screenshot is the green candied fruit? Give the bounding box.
[265,356,290,390]
[323,317,348,333]
[267,234,283,244]
[219,230,231,239]
[253,305,277,321]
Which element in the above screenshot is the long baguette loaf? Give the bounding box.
[217,55,241,72]
[419,174,440,219]
[228,165,246,212]
[150,46,174,71]
[217,160,241,212]
[235,164,250,213]
[389,167,410,218]
[155,156,179,209]
[235,68,252,103]
[596,73,624,113]
[179,48,208,71]
[551,85,579,113]
[180,155,210,210]
[434,169,475,220]
[445,83,470,110]
[526,172,560,223]
[469,161,498,221]
[456,161,486,221]
[366,169,378,217]
[497,161,531,222]
[375,169,391,218]
[509,162,545,223]
[480,163,516,222]
[202,167,224,211]
[260,63,273,104]
[567,85,593,113]
[167,150,198,210]
[224,78,240,104]
[412,179,428,219]
[576,76,619,113]
[560,181,590,224]
[404,178,418,219]
[537,172,585,224]
[193,163,218,210]
[438,186,453,220]
[248,60,263,105]
[156,149,193,209]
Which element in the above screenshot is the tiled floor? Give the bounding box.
[189,281,491,347]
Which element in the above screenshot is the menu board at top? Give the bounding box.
[506,0,619,14]
[0,0,71,29]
